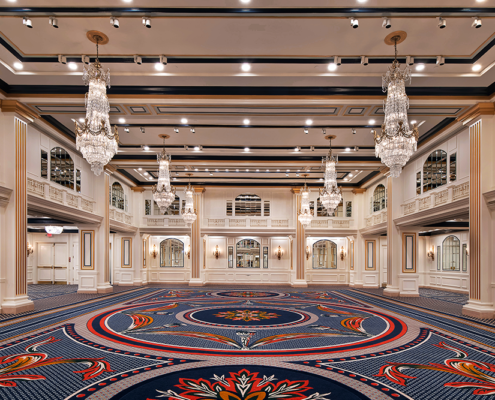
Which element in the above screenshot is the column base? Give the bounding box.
[77,271,99,293]
[1,296,34,314]
[189,278,205,287]
[291,279,308,288]
[97,285,113,294]
[133,280,143,286]
[383,286,400,297]
[349,282,363,288]
[462,300,495,319]
[399,273,420,297]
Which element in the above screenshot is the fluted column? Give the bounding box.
[384,176,401,296]
[189,187,205,286]
[292,188,307,287]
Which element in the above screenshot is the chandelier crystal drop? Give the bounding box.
[182,175,197,228]
[319,139,342,214]
[152,147,176,214]
[374,36,419,178]
[74,38,118,176]
[298,179,313,229]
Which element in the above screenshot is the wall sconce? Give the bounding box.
[340,246,346,261]
[213,245,220,259]
[150,244,158,259]
[27,242,34,257]
[186,244,191,259]
[306,245,311,260]
[427,246,435,261]
[276,246,283,260]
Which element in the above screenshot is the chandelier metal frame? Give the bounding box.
[182,173,198,228]
[319,136,342,215]
[152,134,176,214]
[298,174,313,229]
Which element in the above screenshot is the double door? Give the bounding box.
[37,243,68,284]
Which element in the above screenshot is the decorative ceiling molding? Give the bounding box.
[457,102,495,125]
[0,100,40,122]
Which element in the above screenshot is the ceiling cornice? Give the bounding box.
[457,102,495,125]
[0,99,40,122]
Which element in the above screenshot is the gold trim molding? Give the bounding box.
[457,102,495,125]
[1,100,40,123]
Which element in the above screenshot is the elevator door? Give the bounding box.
[37,243,68,284]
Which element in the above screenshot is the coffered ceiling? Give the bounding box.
[1,0,493,187]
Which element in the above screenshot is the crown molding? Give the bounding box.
[130,187,145,193]
[0,100,40,123]
[457,102,495,125]
[352,188,367,194]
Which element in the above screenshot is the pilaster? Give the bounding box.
[189,187,205,286]
[291,188,307,288]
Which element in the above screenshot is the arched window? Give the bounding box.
[236,239,260,268]
[112,182,124,210]
[373,184,386,212]
[442,235,460,271]
[313,240,337,269]
[160,238,184,267]
[235,194,261,216]
[50,147,75,189]
[423,150,448,193]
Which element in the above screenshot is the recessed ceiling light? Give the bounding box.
[241,63,251,72]
[472,64,482,72]
[68,62,77,70]
[349,174,353,177]
[119,118,126,123]
[327,63,337,72]
[243,119,250,125]
[205,168,208,171]
[319,178,323,181]
[345,147,351,152]
[415,64,425,71]
[226,169,229,172]
[181,118,188,124]
[344,177,349,181]
[138,168,142,171]
[195,168,199,171]
[78,118,85,123]
[194,146,199,151]
[246,169,249,172]
[143,145,149,151]
[123,0,132,2]
[306,119,313,125]
[266,169,269,172]
[368,119,375,125]
[155,63,164,71]
[241,0,251,3]
[13,62,23,70]
[295,147,300,152]
[277,169,280,172]
[244,147,250,152]
[144,172,149,176]
[358,0,367,2]
[236,169,239,172]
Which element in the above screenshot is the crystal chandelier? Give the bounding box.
[298,175,313,229]
[182,174,197,228]
[152,137,176,214]
[374,35,419,178]
[74,36,119,176]
[319,137,342,214]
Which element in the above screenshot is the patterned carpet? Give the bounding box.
[1,287,494,400]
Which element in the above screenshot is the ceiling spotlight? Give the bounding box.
[369,119,375,125]
[304,128,309,134]
[119,118,126,123]
[205,168,209,171]
[134,55,142,65]
[241,63,251,72]
[277,169,280,172]
[49,17,58,28]
[142,17,151,28]
[138,168,142,171]
[349,18,359,29]
[382,18,391,29]
[82,55,90,64]
[174,128,179,133]
[58,55,67,65]
[306,119,313,125]
[361,56,369,66]
[143,172,149,176]
[68,62,77,70]
[354,146,359,152]
[416,64,425,71]
[410,120,417,125]
[286,169,290,172]
[243,119,250,125]
[436,56,445,66]
[110,17,119,28]
[352,128,357,135]
[327,63,337,72]
[266,169,269,172]
[321,128,326,135]
[124,127,129,133]
[13,61,23,70]
[181,118,188,124]
[345,147,351,152]
[155,63,164,71]
[296,173,299,177]
[286,173,289,177]
[199,146,203,151]
[140,127,145,133]
[23,17,33,28]
[226,169,229,172]
[472,17,482,29]
[143,145,150,151]
[357,0,367,2]
[244,147,250,152]
[438,17,446,29]
[472,64,482,72]
[210,172,213,176]
[194,146,200,151]
[406,56,414,66]
[333,56,342,66]
[236,169,239,172]
[344,178,349,181]
[241,0,251,3]
[246,169,249,172]
[319,178,323,181]
[190,128,195,134]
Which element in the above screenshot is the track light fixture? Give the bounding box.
[438,17,446,29]
[23,17,33,28]
[124,127,129,133]
[304,128,309,134]
[334,56,342,66]
[159,55,167,65]
[174,128,179,133]
[140,127,145,134]
[49,17,58,28]
[322,128,326,135]
[361,56,369,66]
[190,127,195,134]
[472,17,482,28]
[81,55,90,64]
[142,17,151,28]
[354,146,359,152]
[382,18,391,29]
[349,17,359,28]
[110,17,119,28]
[436,56,445,66]
[310,146,315,151]
[406,56,414,66]
[134,55,142,65]
[58,55,67,65]
[352,128,357,135]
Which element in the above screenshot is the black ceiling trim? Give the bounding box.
[417,117,457,145]
[28,218,73,224]
[118,145,375,151]
[118,123,380,129]
[355,170,380,186]
[127,181,363,188]
[41,115,76,139]
[28,228,79,233]
[117,169,142,185]
[419,229,468,237]
[1,82,492,97]
[425,221,469,228]
[149,173,353,181]
[113,154,380,162]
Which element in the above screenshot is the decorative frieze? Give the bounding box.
[81,198,94,213]
[169,218,185,226]
[365,217,373,227]
[453,182,469,201]
[147,218,164,226]
[404,202,416,215]
[381,212,387,223]
[229,219,247,227]
[109,209,115,219]
[115,212,124,222]
[124,215,133,225]
[49,186,64,203]
[435,189,449,206]
[208,218,226,227]
[27,178,45,197]
[311,220,328,228]
[419,196,431,211]
[332,220,350,229]
[250,219,267,227]
[271,219,289,227]
[373,214,382,224]
[66,193,79,208]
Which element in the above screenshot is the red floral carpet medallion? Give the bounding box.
[213,309,280,322]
